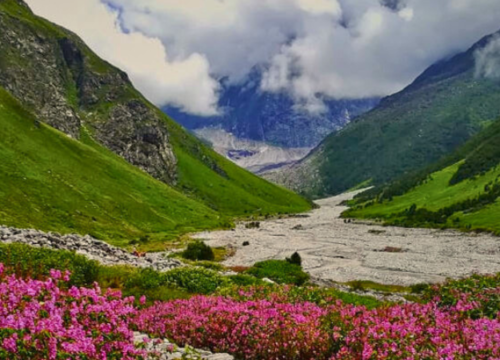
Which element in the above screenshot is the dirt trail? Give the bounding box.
[194,191,500,285]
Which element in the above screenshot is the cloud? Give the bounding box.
[262,0,500,106]
[25,0,500,115]
[475,35,500,80]
[25,0,220,116]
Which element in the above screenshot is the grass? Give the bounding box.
[0,88,227,248]
[345,280,411,294]
[165,117,313,216]
[350,163,500,217]
[347,161,500,234]
[246,260,310,286]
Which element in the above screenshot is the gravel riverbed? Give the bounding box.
[195,191,500,286]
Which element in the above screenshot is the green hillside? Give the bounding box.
[0,0,311,248]
[345,119,500,235]
[282,30,500,198]
[0,87,223,247]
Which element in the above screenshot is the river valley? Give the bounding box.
[195,191,500,286]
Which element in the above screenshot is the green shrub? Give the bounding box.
[228,274,265,287]
[246,260,310,286]
[286,252,302,267]
[0,243,99,287]
[182,241,215,261]
[162,267,231,294]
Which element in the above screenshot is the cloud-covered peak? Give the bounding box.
[25,0,500,116]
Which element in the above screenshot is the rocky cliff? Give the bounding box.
[0,0,177,183]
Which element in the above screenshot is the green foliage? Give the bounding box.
[299,36,500,198]
[162,267,231,294]
[286,252,302,267]
[346,119,500,235]
[227,274,266,287]
[0,88,225,249]
[0,243,99,287]
[246,260,310,286]
[182,241,215,261]
[422,274,500,319]
[219,284,382,309]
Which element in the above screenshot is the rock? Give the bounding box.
[0,225,182,273]
[291,224,304,230]
[133,332,234,360]
[262,277,275,284]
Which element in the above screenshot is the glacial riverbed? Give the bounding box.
[195,191,500,285]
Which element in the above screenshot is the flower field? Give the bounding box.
[1,262,500,360]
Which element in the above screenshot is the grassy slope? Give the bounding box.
[0,87,226,248]
[347,120,500,234]
[0,0,311,244]
[164,117,312,216]
[297,31,500,198]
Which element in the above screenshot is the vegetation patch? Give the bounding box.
[181,241,215,261]
[246,259,310,286]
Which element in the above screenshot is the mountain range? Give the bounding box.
[165,69,378,172]
[267,30,500,199]
[345,114,500,235]
[0,0,311,249]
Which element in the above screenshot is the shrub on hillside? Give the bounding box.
[0,243,99,287]
[182,241,215,261]
[162,267,231,294]
[246,259,310,285]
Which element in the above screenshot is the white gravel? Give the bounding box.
[194,191,500,286]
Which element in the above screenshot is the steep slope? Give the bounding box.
[0,87,223,248]
[165,69,378,172]
[271,30,500,198]
[0,0,311,221]
[345,118,500,235]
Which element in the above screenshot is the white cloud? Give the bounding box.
[25,0,220,116]
[475,35,500,79]
[25,0,500,115]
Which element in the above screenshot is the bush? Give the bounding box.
[162,267,231,294]
[227,274,265,287]
[0,243,99,287]
[182,241,215,261]
[286,251,302,266]
[246,260,310,286]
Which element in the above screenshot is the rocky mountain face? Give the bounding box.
[0,0,312,242]
[165,69,378,171]
[269,30,500,198]
[194,128,311,174]
[0,1,177,184]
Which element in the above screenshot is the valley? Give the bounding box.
[196,190,500,286]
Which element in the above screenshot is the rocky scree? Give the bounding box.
[0,226,182,271]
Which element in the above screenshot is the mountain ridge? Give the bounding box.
[0,0,311,247]
[268,29,500,198]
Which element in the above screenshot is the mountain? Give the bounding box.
[164,69,378,172]
[344,117,500,235]
[267,30,500,198]
[0,0,311,247]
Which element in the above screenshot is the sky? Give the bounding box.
[25,0,500,116]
